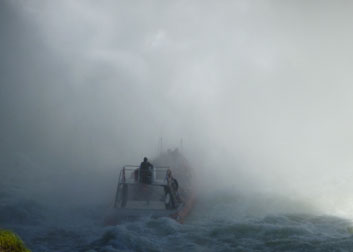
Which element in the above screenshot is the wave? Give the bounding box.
[80,213,353,252]
[3,188,353,251]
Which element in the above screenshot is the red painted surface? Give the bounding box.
[170,192,196,224]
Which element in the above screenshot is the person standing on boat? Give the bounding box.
[140,157,153,184]
[165,169,182,208]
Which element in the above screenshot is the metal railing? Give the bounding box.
[114,165,170,208]
[118,165,170,185]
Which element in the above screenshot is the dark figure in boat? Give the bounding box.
[164,169,182,208]
[139,157,153,184]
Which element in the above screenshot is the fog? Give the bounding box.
[2,0,353,216]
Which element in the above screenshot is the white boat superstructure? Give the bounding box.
[113,165,180,210]
[105,150,195,225]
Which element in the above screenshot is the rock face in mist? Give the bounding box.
[0,229,31,252]
[0,152,42,196]
[0,199,43,225]
[0,152,44,225]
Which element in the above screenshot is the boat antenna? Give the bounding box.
[160,137,163,155]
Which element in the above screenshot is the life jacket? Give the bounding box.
[171,178,179,191]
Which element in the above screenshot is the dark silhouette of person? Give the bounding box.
[139,157,153,184]
[164,169,181,209]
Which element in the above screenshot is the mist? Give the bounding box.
[2,0,353,217]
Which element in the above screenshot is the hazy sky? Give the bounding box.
[2,1,353,214]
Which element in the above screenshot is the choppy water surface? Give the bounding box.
[2,193,353,252]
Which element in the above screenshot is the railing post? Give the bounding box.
[114,168,122,208]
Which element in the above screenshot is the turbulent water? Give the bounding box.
[2,191,353,252]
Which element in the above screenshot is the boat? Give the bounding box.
[104,149,195,225]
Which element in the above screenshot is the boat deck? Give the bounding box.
[124,200,165,210]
